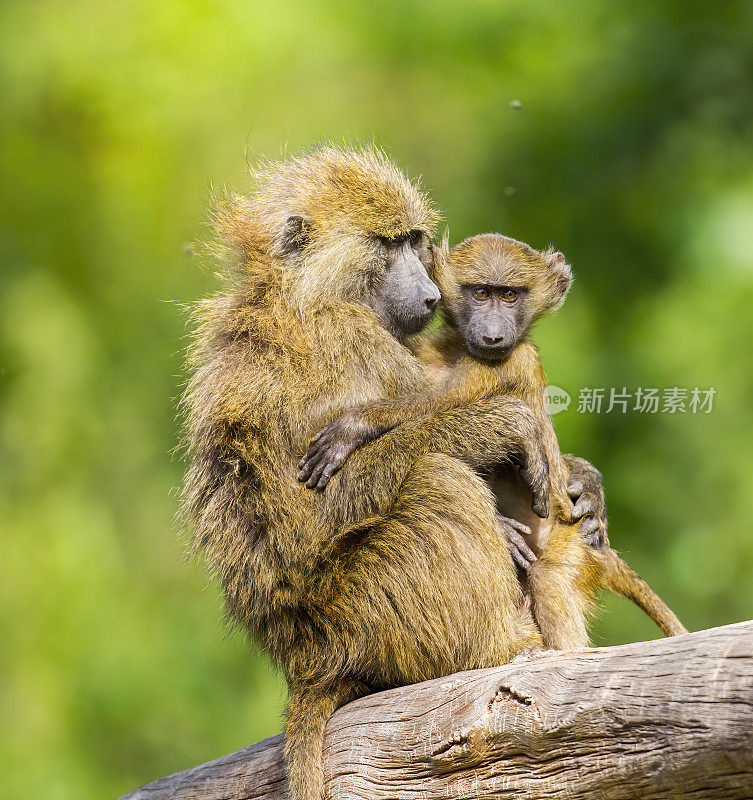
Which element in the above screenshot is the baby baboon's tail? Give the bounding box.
[598,547,688,637]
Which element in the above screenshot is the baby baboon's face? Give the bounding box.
[456,282,534,360]
[447,235,572,361]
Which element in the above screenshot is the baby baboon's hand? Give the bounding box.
[563,454,608,548]
[497,513,537,571]
[298,412,375,491]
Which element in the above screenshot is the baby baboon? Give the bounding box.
[301,233,687,649]
[182,148,567,800]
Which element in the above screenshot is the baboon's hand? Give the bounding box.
[508,404,551,519]
[497,513,537,570]
[563,454,609,548]
[298,412,376,491]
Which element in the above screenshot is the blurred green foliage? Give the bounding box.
[2,0,753,796]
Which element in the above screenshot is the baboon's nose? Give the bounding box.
[483,335,504,345]
[425,296,439,312]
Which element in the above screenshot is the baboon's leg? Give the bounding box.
[284,453,542,800]
[527,523,599,650]
[333,453,544,687]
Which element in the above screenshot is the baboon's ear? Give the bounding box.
[430,243,448,287]
[279,215,312,257]
[546,250,572,304]
[430,243,445,267]
[431,230,451,274]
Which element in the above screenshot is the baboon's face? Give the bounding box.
[455,282,535,360]
[370,230,440,340]
[277,215,439,340]
[446,239,571,362]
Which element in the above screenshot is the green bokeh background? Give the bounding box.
[2,1,753,796]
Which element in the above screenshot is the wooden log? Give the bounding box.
[117,621,753,800]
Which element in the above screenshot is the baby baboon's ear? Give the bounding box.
[546,250,572,305]
[279,215,312,257]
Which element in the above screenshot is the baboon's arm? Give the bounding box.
[449,345,608,543]
[309,393,551,529]
[299,342,607,541]
[298,353,522,492]
[302,383,489,464]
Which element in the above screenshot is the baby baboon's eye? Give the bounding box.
[472,287,490,301]
[501,289,518,303]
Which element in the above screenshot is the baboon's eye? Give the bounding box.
[472,287,490,301]
[378,234,408,247]
[501,289,518,303]
[409,229,424,246]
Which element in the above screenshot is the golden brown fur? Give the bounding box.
[181,148,551,800]
[308,233,688,650]
[437,332,688,648]
[433,236,687,646]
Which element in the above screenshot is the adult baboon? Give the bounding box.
[182,147,599,800]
